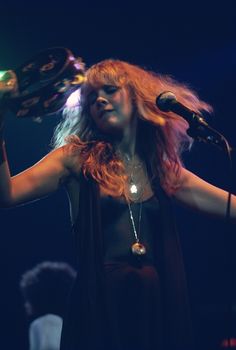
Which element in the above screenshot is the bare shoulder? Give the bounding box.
[172,166,202,194]
[176,166,193,184]
[51,144,83,175]
[177,166,206,188]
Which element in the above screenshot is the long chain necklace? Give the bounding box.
[127,201,146,256]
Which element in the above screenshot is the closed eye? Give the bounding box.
[103,85,120,94]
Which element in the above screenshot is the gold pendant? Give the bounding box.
[131,242,146,256]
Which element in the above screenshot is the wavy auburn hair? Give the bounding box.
[52,59,212,195]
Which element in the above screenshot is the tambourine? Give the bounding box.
[1,47,86,118]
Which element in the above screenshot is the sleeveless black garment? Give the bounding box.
[60,174,194,350]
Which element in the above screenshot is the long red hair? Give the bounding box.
[52,59,212,195]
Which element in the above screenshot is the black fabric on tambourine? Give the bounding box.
[5,47,86,119]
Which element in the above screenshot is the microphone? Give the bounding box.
[156,91,225,148]
[156,91,209,127]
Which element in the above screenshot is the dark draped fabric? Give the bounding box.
[60,174,194,350]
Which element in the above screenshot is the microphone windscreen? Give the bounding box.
[156,91,177,112]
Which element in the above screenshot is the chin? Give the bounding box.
[100,119,124,135]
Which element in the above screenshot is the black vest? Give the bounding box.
[60,174,194,350]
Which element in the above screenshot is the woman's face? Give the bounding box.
[86,84,134,135]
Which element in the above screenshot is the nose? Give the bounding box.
[96,96,108,108]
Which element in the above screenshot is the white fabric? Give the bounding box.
[29,314,63,350]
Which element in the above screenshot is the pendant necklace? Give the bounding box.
[123,155,148,202]
[127,201,146,256]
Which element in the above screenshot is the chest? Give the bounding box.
[66,173,155,225]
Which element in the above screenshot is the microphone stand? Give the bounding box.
[221,139,234,350]
[188,121,234,350]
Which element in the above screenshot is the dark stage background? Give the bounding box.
[0,1,236,349]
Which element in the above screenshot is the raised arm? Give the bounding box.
[173,167,236,222]
[0,102,81,208]
[0,140,75,208]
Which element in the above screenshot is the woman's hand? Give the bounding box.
[0,70,18,137]
[0,70,18,97]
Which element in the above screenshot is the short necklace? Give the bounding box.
[127,201,146,256]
